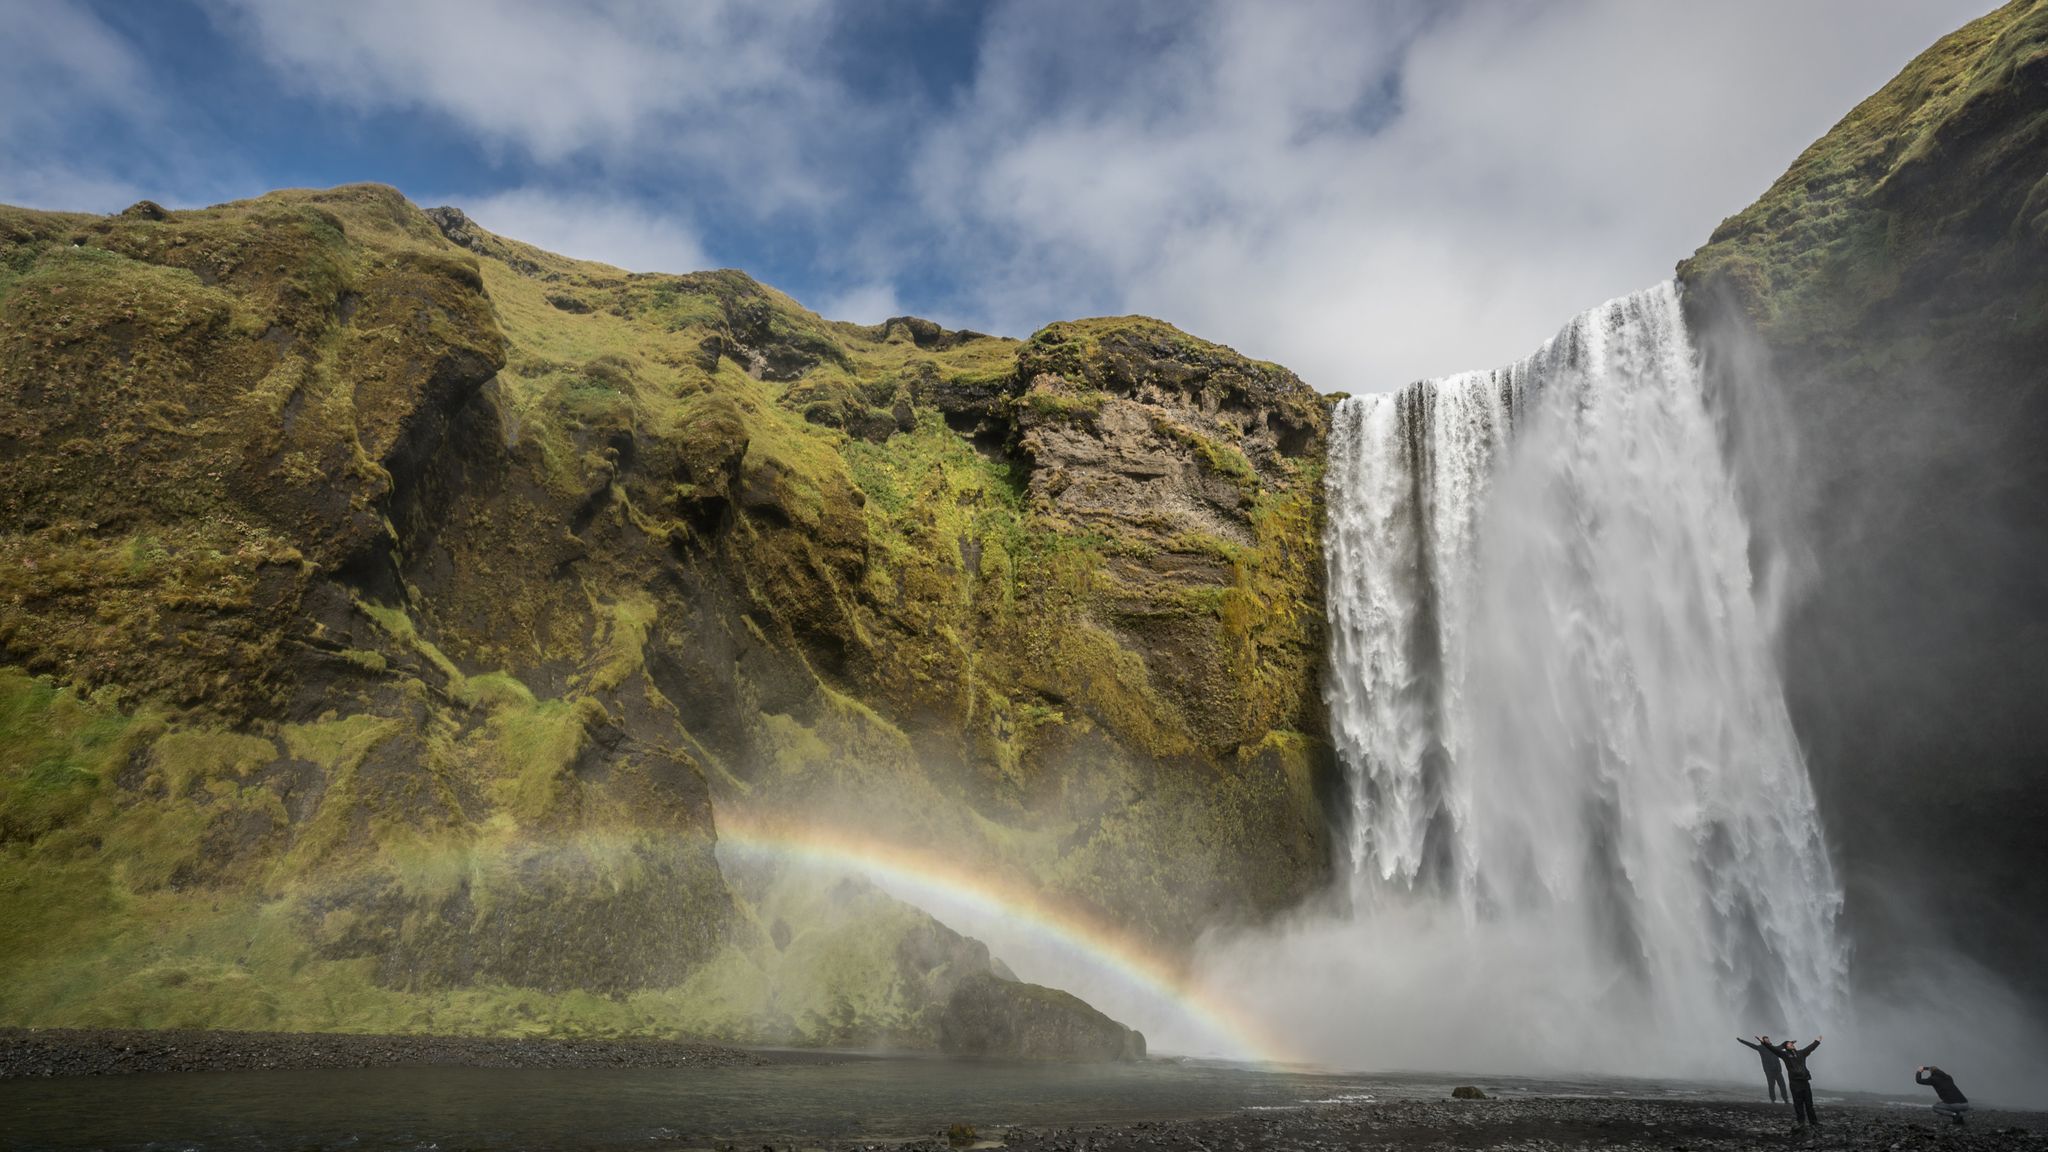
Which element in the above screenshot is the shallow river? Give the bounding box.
[0,1052,1860,1151]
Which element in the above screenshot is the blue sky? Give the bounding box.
[1,0,1994,389]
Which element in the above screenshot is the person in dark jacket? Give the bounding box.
[1737,1035,1788,1102]
[1916,1066,1970,1126]
[1777,1037,1823,1128]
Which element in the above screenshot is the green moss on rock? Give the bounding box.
[1679,0,2048,339]
[0,182,1340,1043]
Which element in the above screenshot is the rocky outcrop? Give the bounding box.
[1013,319,1320,548]
[938,973,1146,1062]
[1004,317,1331,756]
[718,871,1014,1049]
[1678,0,2048,1007]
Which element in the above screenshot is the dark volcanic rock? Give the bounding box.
[937,973,1145,1062]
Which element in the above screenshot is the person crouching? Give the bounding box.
[1915,1065,1970,1126]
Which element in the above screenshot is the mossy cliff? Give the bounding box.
[0,185,1335,1039]
[1679,0,2048,1004]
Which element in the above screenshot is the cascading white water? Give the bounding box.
[1168,284,2048,1087]
[1266,283,1847,1070]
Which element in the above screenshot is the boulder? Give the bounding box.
[938,972,1145,1062]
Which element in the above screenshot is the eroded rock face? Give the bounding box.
[1024,387,1255,546]
[998,318,1334,758]
[1013,320,1323,551]
[938,972,1146,1062]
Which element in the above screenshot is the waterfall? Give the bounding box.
[1317,283,1845,1058]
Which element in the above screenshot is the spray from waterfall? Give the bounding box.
[1200,283,1850,1077]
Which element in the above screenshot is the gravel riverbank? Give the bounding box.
[878,1096,2048,1152]
[0,1026,770,1078]
[5,1035,2044,1150]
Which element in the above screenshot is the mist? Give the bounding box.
[1689,277,2048,1104]
[684,257,2048,1108]
[1144,279,2048,1107]
[1189,898,2048,1104]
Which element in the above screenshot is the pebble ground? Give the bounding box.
[0,1026,767,1077]
[858,1097,2048,1152]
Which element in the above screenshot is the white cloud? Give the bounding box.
[0,165,150,215]
[0,1,253,213]
[0,0,160,212]
[912,0,1999,391]
[206,0,845,208]
[0,0,149,148]
[816,281,902,324]
[450,188,709,275]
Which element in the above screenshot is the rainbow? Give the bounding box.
[714,810,1292,1065]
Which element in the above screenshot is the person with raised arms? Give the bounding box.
[1776,1037,1823,1129]
[1736,1034,1788,1104]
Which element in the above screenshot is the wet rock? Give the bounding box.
[937,973,1145,1062]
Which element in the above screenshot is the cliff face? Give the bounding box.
[1679,0,2048,1004]
[0,186,1335,1038]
